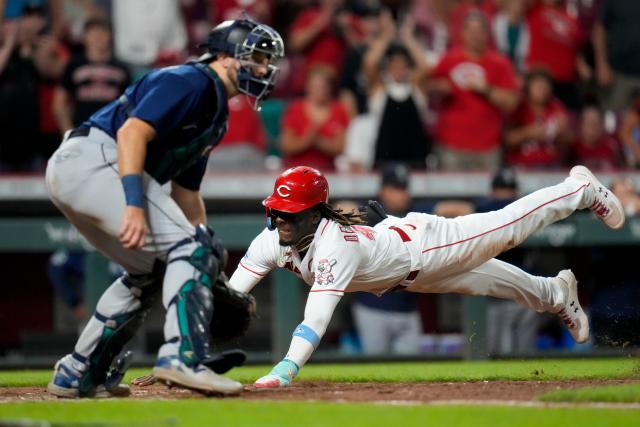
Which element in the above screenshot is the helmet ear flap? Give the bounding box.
[265,208,277,230]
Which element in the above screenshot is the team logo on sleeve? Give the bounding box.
[316,258,337,286]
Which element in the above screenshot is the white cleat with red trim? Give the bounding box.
[569,165,625,229]
[554,270,589,344]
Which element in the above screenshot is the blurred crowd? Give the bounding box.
[2,0,640,174]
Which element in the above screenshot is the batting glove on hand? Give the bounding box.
[254,359,299,388]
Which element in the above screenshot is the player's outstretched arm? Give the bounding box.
[254,292,342,388]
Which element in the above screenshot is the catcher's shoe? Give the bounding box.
[47,355,130,398]
[132,350,248,387]
[554,270,589,344]
[570,165,625,229]
[152,355,243,395]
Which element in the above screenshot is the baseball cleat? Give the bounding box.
[569,165,625,229]
[554,270,589,343]
[152,355,243,395]
[47,355,130,398]
[47,358,82,398]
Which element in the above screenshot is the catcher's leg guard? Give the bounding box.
[160,225,220,367]
[50,269,162,397]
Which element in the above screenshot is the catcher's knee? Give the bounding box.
[166,224,223,285]
[165,225,224,366]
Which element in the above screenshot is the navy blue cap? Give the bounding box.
[381,163,410,189]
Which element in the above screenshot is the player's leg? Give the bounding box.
[408,258,588,343]
[47,270,161,398]
[389,311,422,354]
[151,227,242,395]
[46,136,162,397]
[418,167,623,282]
[352,303,392,354]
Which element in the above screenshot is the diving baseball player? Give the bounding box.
[227,165,624,388]
[45,18,284,397]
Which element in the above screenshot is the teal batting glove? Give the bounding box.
[254,359,299,388]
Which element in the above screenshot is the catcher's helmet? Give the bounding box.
[263,166,329,213]
[201,19,284,109]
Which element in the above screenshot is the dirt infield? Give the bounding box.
[1,379,638,403]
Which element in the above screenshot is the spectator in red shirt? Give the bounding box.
[448,0,498,48]
[207,95,268,171]
[288,0,362,94]
[570,104,623,171]
[279,65,350,171]
[525,0,588,110]
[429,11,519,171]
[504,68,571,169]
[210,0,274,25]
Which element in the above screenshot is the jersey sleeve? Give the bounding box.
[309,234,363,296]
[172,156,208,191]
[281,101,306,136]
[131,73,200,136]
[228,227,280,293]
[284,291,342,368]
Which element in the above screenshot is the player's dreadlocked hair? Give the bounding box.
[294,203,368,253]
[317,202,367,226]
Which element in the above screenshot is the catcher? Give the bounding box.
[45,18,283,398]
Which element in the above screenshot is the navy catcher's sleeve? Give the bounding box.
[172,156,208,191]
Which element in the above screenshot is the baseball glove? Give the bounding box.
[210,272,256,343]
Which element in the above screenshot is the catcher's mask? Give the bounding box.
[200,18,284,110]
[262,166,328,231]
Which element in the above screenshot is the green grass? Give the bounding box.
[0,400,638,427]
[540,383,640,403]
[1,358,637,387]
[1,359,639,426]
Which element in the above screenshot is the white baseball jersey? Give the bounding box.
[229,213,435,367]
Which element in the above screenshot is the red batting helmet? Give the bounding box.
[262,166,329,213]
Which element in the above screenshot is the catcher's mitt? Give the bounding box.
[210,272,256,343]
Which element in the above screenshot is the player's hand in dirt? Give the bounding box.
[131,374,158,387]
[254,359,299,388]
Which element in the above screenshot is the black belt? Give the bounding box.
[67,126,91,139]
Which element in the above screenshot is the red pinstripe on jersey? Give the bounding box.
[421,183,589,254]
[309,289,345,293]
[239,261,265,276]
[320,220,330,236]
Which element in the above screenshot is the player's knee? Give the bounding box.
[166,225,224,284]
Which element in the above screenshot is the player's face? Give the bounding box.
[271,208,321,247]
[239,51,270,79]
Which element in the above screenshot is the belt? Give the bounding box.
[67,126,91,139]
[386,269,420,293]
